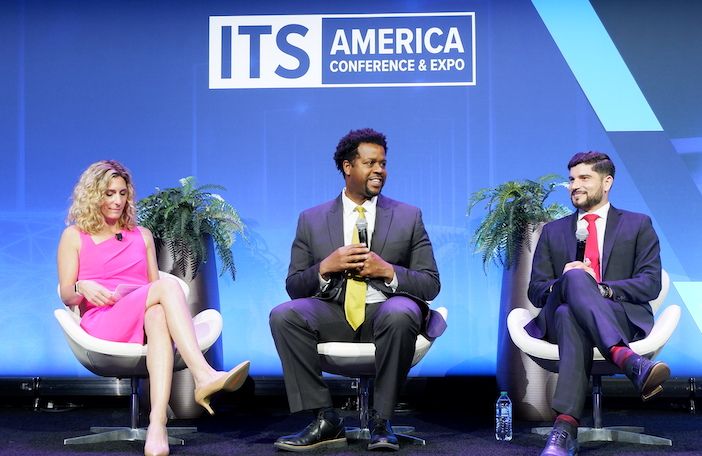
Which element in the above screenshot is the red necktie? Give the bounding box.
[583,213,601,282]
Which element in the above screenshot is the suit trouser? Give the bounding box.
[269,295,422,419]
[542,269,640,419]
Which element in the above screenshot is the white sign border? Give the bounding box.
[209,11,477,89]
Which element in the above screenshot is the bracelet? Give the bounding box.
[74,281,82,296]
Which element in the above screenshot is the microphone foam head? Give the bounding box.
[576,219,589,241]
[356,218,368,230]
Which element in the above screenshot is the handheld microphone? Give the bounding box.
[115,232,123,242]
[356,217,368,247]
[575,219,588,262]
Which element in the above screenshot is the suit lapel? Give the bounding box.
[372,195,392,254]
[566,212,579,261]
[601,205,622,278]
[327,196,344,249]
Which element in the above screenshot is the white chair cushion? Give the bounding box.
[54,271,220,378]
[317,306,447,377]
[507,270,680,363]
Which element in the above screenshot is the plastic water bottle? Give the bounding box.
[495,391,513,441]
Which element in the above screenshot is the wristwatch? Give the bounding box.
[598,283,613,299]
[74,281,82,296]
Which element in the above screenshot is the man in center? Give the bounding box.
[269,128,443,452]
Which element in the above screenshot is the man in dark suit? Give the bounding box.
[270,128,442,452]
[526,151,670,456]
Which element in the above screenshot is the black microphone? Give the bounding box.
[115,233,123,241]
[356,217,368,247]
[575,220,588,262]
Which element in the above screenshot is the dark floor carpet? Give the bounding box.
[1,392,701,456]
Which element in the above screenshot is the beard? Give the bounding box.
[571,187,603,212]
[363,178,384,198]
[364,185,382,198]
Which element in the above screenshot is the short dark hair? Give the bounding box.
[568,151,615,178]
[333,128,387,174]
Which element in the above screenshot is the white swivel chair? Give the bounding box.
[54,271,223,446]
[317,306,448,446]
[507,269,680,445]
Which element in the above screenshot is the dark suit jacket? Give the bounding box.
[285,194,445,338]
[527,205,662,339]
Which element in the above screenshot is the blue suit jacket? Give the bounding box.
[285,194,445,338]
[527,205,662,339]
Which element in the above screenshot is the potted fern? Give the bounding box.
[468,174,570,421]
[137,176,245,418]
[137,176,244,282]
[468,174,570,271]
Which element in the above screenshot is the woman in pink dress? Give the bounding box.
[57,160,249,456]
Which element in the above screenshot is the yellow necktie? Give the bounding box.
[344,206,367,330]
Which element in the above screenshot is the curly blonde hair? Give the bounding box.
[67,160,137,234]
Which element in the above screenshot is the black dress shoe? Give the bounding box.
[540,420,578,456]
[274,410,347,452]
[368,417,399,451]
[623,355,670,401]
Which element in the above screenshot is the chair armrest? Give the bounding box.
[508,305,682,363]
[192,309,223,352]
[507,308,560,361]
[317,306,448,376]
[629,304,681,358]
[53,308,147,357]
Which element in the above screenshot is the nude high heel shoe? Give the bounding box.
[144,444,169,456]
[144,424,169,456]
[194,360,250,415]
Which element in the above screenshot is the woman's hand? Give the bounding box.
[77,280,116,307]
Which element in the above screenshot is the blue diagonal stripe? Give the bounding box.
[531,0,662,132]
[673,282,702,334]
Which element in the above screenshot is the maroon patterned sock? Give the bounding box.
[610,345,636,369]
[556,414,579,428]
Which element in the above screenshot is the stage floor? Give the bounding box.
[1,392,700,456]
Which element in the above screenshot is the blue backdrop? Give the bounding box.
[2,0,702,378]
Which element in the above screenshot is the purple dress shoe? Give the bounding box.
[540,420,578,456]
[623,355,670,401]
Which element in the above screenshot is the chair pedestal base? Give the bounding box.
[344,376,426,446]
[344,426,426,446]
[532,425,671,446]
[64,377,197,446]
[64,425,197,445]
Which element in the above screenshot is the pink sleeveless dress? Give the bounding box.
[77,227,153,344]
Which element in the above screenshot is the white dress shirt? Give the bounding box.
[318,189,398,303]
